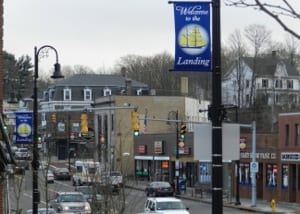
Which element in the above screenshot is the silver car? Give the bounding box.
[49,192,91,213]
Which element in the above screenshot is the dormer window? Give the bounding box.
[64,88,72,101]
[49,89,55,101]
[103,88,111,96]
[84,88,92,101]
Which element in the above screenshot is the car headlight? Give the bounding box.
[84,202,91,210]
[62,205,70,211]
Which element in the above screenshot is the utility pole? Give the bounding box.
[210,0,223,213]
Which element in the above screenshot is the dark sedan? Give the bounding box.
[53,167,72,180]
[145,181,174,197]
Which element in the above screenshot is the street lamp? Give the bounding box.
[167,110,180,195]
[32,45,63,214]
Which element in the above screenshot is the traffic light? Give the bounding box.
[131,110,140,136]
[37,135,42,144]
[180,123,186,139]
[51,113,57,123]
[80,113,88,135]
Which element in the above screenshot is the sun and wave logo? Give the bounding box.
[177,24,209,55]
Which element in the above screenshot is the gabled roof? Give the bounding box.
[243,54,298,76]
[224,53,299,78]
[52,74,148,88]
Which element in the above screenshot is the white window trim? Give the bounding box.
[84,88,92,101]
[104,88,111,96]
[64,88,72,101]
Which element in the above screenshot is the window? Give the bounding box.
[282,164,288,189]
[262,79,268,88]
[103,88,111,96]
[295,124,300,146]
[287,80,293,89]
[285,124,290,146]
[275,79,283,88]
[84,88,92,101]
[239,163,251,185]
[245,79,250,88]
[246,94,250,104]
[49,89,55,101]
[64,88,71,101]
[266,164,277,187]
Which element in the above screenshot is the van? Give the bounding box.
[72,160,101,186]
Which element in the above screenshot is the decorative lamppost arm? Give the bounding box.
[32,45,63,214]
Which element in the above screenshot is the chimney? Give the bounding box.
[121,66,127,77]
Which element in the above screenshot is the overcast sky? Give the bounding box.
[4,0,300,74]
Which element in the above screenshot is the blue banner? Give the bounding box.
[172,1,211,72]
[15,112,33,144]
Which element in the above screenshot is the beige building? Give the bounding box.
[93,95,209,176]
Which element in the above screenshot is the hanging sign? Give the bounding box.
[15,112,33,144]
[171,1,211,72]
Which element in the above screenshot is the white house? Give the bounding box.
[222,52,300,108]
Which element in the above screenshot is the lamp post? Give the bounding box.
[32,45,63,214]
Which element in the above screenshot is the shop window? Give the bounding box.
[239,163,251,185]
[285,124,289,146]
[282,164,288,189]
[199,163,211,184]
[295,124,300,146]
[266,164,277,188]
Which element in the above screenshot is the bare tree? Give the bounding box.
[244,24,271,106]
[225,0,300,40]
[227,29,249,107]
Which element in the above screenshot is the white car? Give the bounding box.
[47,171,55,183]
[144,197,190,214]
[50,192,91,214]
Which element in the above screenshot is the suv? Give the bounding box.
[101,171,123,193]
[144,197,190,214]
[15,147,31,160]
[49,192,91,214]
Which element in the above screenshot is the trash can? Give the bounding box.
[179,179,186,194]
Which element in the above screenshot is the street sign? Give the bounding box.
[250,161,259,173]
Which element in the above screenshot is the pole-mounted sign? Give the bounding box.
[170,1,211,72]
[15,112,33,144]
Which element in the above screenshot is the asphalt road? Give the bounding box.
[8,169,251,214]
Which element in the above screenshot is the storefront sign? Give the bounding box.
[137,145,147,154]
[240,152,276,160]
[154,141,164,154]
[281,152,300,161]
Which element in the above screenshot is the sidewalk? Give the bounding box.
[126,179,300,213]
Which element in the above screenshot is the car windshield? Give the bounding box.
[152,182,170,187]
[156,201,186,210]
[59,194,85,202]
[58,168,69,173]
[78,187,92,194]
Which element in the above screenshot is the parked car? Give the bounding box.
[26,208,56,214]
[145,181,174,197]
[53,167,72,180]
[49,192,91,214]
[47,171,55,183]
[144,197,190,214]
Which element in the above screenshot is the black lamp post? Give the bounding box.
[32,45,64,214]
[210,0,223,213]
